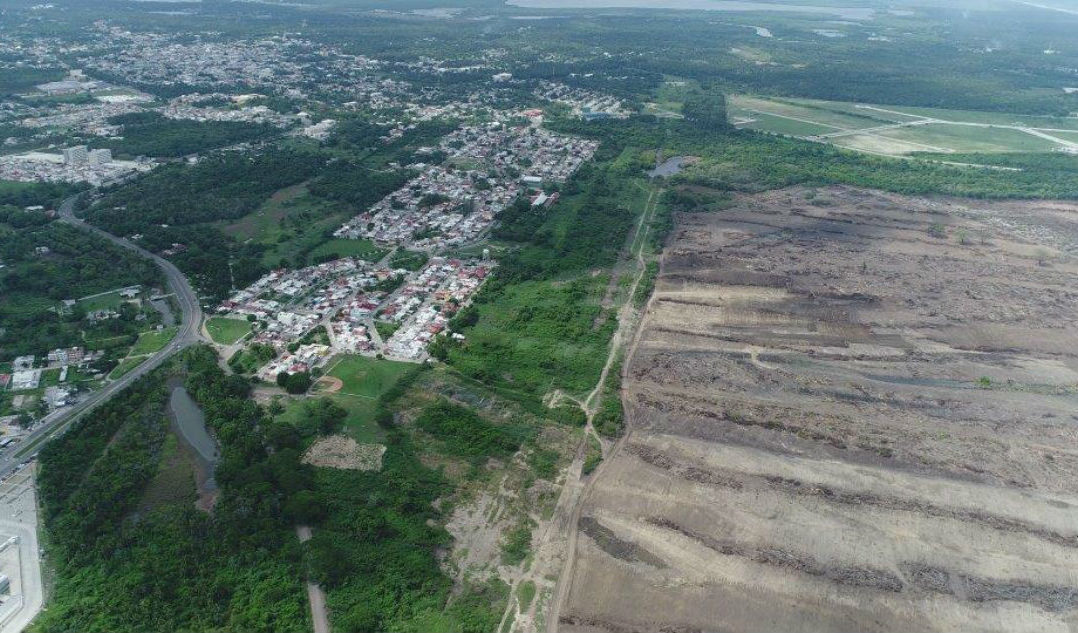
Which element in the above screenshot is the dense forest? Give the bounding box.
[89,150,326,232]
[100,112,275,158]
[36,346,515,632]
[0,219,162,360]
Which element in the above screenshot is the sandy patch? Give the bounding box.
[313,375,343,394]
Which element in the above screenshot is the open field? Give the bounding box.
[77,289,129,312]
[729,94,1078,155]
[205,316,251,345]
[129,327,177,356]
[307,238,387,262]
[107,356,145,380]
[560,186,1078,633]
[287,354,414,442]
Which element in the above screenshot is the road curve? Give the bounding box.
[0,193,205,478]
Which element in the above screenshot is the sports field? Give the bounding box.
[300,354,414,442]
[205,317,251,345]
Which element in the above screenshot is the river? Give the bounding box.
[506,0,875,20]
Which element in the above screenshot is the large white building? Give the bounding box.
[62,145,89,165]
[88,149,112,165]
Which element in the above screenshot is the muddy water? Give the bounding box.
[167,378,219,497]
[649,156,690,178]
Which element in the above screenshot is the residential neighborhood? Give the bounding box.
[335,123,597,249]
[214,255,493,372]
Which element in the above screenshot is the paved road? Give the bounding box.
[0,194,205,478]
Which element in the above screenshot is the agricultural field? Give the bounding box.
[561,186,1078,633]
[205,316,251,345]
[729,94,1078,155]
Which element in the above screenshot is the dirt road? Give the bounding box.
[296,526,330,633]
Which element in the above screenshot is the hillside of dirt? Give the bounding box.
[559,186,1078,632]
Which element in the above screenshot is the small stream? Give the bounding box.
[167,378,219,497]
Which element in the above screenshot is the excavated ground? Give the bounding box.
[559,186,1078,633]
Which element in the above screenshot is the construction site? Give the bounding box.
[557,186,1078,632]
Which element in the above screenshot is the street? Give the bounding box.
[0,194,205,480]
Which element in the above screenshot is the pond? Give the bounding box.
[167,378,219,496]
[649,155,694,178]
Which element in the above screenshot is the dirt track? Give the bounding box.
[558,186,1078,632]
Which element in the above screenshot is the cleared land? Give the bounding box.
[729,94,1078,155]
[560,186,1078,633]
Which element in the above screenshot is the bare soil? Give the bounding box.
[559,186,1078,632]
[302,435,385,471]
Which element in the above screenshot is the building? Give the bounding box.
[47,347,84,366]
[62,145,89,165]
[492,72,513,82]
[88,148,113,165]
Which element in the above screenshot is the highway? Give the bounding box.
[0,193,205,478]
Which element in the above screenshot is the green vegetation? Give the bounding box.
[206,317,252,345]
[500,521,533,566]
[101,112,273,158]
[0,218,162,361]
[107,356,145,380]
[633,261,658,307]
[227,342,276,375]
[327,354,413,398]
[517,580,537,611]
[593,359,625,438]
[129,327,177,355]
[36,349,311,632]
[277,370,312,394]
[388,249,429,271]
[0,181,79,208]
[307,238,387,263]
[582,435,603,476]
[554,117,1078,200]
[374,320,399,341]
[414,399,529,463]
[295,354,416,441]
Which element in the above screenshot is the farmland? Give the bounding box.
[560,186,1078,633]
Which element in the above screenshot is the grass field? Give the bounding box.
[220,182,360,268]
[206,317,252,345]
[870,124,1062,153]
[740,112,838,137]
[108,356,145,380]
[308,238,388,262]
[730,94,1078,155]
[129,327,177,356]
[302,354,415,442]
[77,289,132,312]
